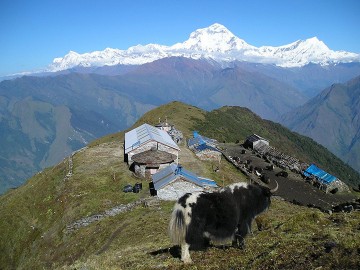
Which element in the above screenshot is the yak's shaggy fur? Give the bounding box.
[169,182,276,263]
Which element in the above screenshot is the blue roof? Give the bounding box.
[152,164,217,190]
[199,178,218,187]
[188,132,218,148]
[188,136,206,147]
[304,164,337,184]
[194,143,220,153]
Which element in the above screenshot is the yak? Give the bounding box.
[169,181,278,263]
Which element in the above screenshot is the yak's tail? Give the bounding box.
[169,205,186,245]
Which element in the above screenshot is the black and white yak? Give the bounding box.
[169,181,278,263]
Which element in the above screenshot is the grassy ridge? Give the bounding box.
[0,101,359,269]
[56,198,360,270]
[194,106,360,187]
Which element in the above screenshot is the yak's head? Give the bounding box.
[255,180,279,214]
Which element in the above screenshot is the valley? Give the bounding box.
[282,75,360,173]
[1,59,360,194]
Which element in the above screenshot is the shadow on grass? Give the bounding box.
[149,244,238,260]
[149,245,181,259]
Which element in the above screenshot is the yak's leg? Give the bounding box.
[181,242,192,264]
[232,233,245,248]
[232,233,245,249]
[232,222,248,249]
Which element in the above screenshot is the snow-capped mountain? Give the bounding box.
[48,23,360,72]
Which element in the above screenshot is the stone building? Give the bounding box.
[151,164,218,200]
[131,148,177,178]
[188,131,221,162]
[155,119,172,132]
[124,123,180,176]
[191,144,222,162]
[303,164,349,193]
[155,119,183,144]
[244,134,269,151]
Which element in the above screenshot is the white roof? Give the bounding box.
[124,123,180,154]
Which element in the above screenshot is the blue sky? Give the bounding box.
[1,0,359,76]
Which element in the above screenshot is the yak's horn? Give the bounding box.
[270,180,278,194]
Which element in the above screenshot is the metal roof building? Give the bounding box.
[151,164,218,200]
[125,123,180,154]
[304,164,337,184]
[244,134,269,151]
[193,143,219,153]
[188,131,221,162]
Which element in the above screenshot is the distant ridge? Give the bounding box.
[281,75,360,173]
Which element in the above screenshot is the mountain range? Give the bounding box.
[46,23,359,72]
[1,23,360,193]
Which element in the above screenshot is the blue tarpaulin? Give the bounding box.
[304,164,337,184]
[188,131,218,148]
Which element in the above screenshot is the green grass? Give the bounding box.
[55,199,360,270]
[1,101,359,270]
[194,106,360,187]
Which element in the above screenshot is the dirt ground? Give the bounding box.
[221,144,357,211]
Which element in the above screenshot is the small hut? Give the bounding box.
[244,134,269,151]
[155,118,172,132]
[188,131,221,162]
[303,164,349,193]
[124,123,180,167]
[191,144,222,162]
[131,148,177,178]
[151,164,218,200]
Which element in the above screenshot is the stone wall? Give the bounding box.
[134,162,176,179]
[319,178,350,193]
[66,198,148,232]
[134,164,146,177]
[196,150,222,162]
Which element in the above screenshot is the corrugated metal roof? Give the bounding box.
[194,143,220,153]
[152,164,178,190]
[124,123,180,154]
[246,134,269,144]
[188,136,205,147]
[152,164,217,190]
[199,177,218,187]
[304,164,337,184]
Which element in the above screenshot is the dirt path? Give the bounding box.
[95,221,130,255]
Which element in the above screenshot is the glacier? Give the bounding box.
[48,23,360,72]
